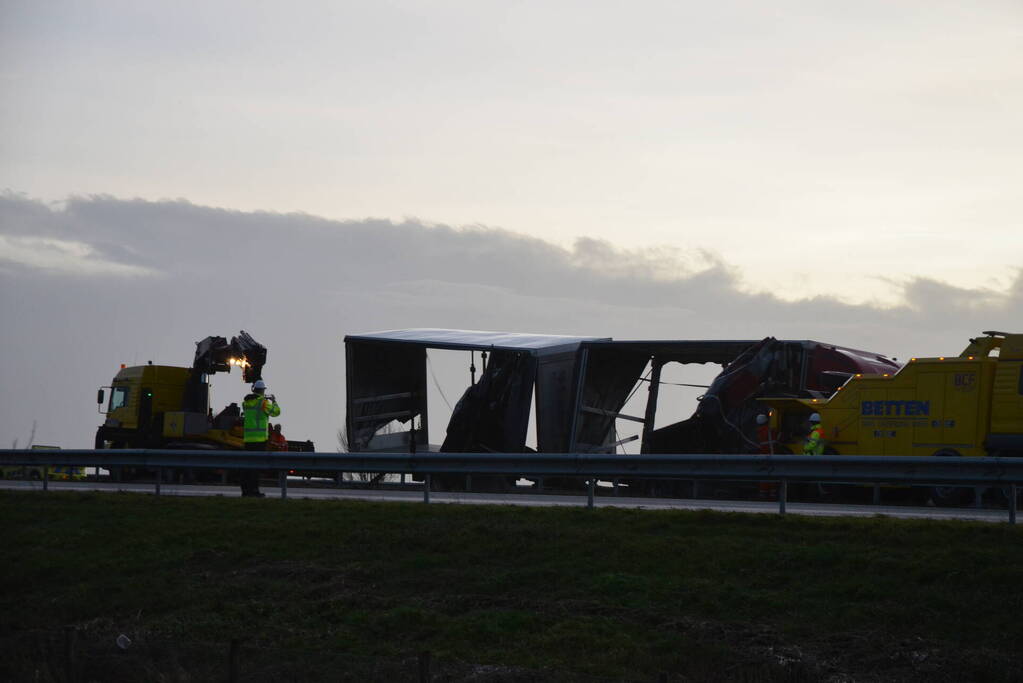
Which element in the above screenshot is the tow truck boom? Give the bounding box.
[192,330,266,383]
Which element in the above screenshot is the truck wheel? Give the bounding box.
[472,475,515,493]
[986,485,1014,509]
[430,474,464,492]
[982,451,1018,509]
[930,449,973,507]
[643,479,681,498]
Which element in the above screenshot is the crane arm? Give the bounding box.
[192,330,267,383]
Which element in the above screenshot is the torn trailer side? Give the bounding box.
[568,337,900,456]
[343,329,898,495]
[566,337,899,497]
[343,329,609,458]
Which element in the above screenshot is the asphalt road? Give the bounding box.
[1,479,1016,524]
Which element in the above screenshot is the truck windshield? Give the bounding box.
[109,387,129,411]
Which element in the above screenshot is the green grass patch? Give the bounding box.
[1,491,1021,681]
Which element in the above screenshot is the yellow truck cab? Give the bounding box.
[760,331,1023,460]
[101,364,189,433]
[95,332,312,464]
[97,362,244,450]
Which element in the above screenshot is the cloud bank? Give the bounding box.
[1,193,1019,450]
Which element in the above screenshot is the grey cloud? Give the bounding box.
[1,194,1019,450]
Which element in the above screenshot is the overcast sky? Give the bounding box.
[1,1,1020,448]
[1,194,1020,450]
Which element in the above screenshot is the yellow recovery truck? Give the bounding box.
[760,331,1023,505]
[95,331,313,479]
[96,332,267,452]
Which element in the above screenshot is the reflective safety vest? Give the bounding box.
[269,430,289,451]
[243,394,281,443]
[804,424,824,455]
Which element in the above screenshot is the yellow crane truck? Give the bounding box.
[95,331,312,478]
[760,331,1023,504]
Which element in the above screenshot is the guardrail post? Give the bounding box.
[279,471,288,499]
[587,478,595,509]
[1010,485,1017,525]
[424,475,431,503]
[872,484,881,505]
[155,468,161,496]
[43,465,49,492]
[778,481,787,515]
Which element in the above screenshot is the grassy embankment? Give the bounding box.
[2,490,1022,682]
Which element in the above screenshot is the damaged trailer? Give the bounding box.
[344,328,899,496]
[566,339,754,455]
[570,338,900,456]
[567,337,900,496]
[343,329,609,488]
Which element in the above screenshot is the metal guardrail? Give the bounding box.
[3,449,1023,483]
[1,449,1020,522]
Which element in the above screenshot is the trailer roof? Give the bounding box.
[344,328,610,356]
[579,339,759,364]
[580,339,898,366]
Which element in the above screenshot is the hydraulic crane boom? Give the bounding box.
[192,330,266,382]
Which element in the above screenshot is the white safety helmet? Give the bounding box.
[252,379,267,391]
[809,413,821,423]
[756,414,768,425]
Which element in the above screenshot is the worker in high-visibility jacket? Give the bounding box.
[240,379,281,497]
[268,423,289,452]
[803,413,824,455]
